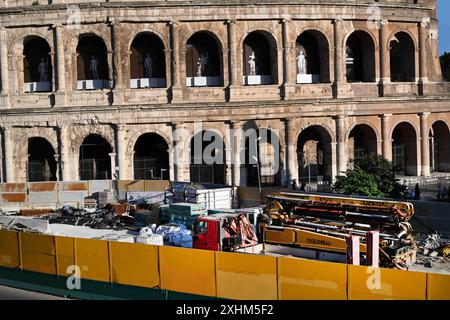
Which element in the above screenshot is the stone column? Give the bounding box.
[0,28,10,105]
[418,21,429,83]
[281,18,294,100]
[381,114,392,161]
[336,115,347,175]
[420,112,431,176]
[285,117,297,186]
[109,152,117,180]
[54,24,66,106]
[230,120,246,187]
[172,122,186,181]
[115,124,128,180]
[3,126,13,182]
[169,21,183,102]
[226,19,237,87]
[110,19,123,90]
[379,20,390,84]
[59,125,72,181]
[333,19,345,84]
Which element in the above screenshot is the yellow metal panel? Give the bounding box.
[216,251,277,300]
[20,233,56,275]
[159,246,216,297]
[295,229,367,253]
[348,265,426,300]
[110,242,159,288]
[0,230,20,268]
[427,273,450,300]
[75,238,110,282]
[55,236,75,276]
[278,257,347,300]
[265,227,295,245]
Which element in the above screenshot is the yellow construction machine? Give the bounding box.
[260,192,417,269]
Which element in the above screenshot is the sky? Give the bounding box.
[438,0,450,54]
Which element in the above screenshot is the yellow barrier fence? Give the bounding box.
[159,246,216,297]
[216,251,277,300]
[0,229,20,268]
[55,236,75,276]
[2,228,450,300]
[427,273,450,300]
[348,265,427,300]
[20,233,56,275]
[278,257,347,300]
[74,238,110,283]
[109,242,159,288]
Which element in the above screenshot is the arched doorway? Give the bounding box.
[390,32,416,82]
[129,33,166,88]
[242,31,277,85]
[392,122,418,175]
[76,34,109,90]
[79,134,112,180]
[244,128,280,187]
[23,36,52,92]
[345,31,376,83]
[185,32,222,87]
[27,137,57,182]
[134,133,170,180]
[348,124,378,165]
[430,121,450,172]
[297,126,332,184]
[190,130,225,185]
[295,30,330,83]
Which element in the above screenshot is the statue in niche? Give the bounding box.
[144,53,153,78]
[196,52,208,77]
[89,56,99,80]
[248,51,257,76]
[297,50,307,75]
[37,58,48,82]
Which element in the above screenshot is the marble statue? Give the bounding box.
[37,58,48,82]
[248,51,257,76]
[89,56,99,80]
[297,51,306,74]
[196,52,208,77]
[144,54,153,78]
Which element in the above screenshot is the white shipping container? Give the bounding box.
[183,188,232,210]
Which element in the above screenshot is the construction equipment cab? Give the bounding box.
[193,213,258,251]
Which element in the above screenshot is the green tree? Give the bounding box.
[334,154,403,198]
[441,52,450,82]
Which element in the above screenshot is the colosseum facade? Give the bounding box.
[0,0,449,188]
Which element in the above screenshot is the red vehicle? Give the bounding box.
[192,213,258,251]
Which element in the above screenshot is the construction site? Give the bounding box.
[0,179,449,300]
[0,0,449,301]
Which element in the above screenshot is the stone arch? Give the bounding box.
[189,130,226,185]
[296,124,333,183]
[129,32,167,87]
[429,120,450,172]
[295,29,331,83]
[126,128,172,156]
[344,29,376,82]
[79,134,113,180]
[27,137,57,182]
[243,126,281,187]
[389,31,417,82]
[133,132,170,180]
[125,30,169,54]
[70,126,115,155]
[185,30,224,86]
[345,120,381,143]
[391,121,418,176]
[76,33,110,82]
[8,31,54,56]
[347,124,378,164]
[22,35,53,91]
[241,30,278,85]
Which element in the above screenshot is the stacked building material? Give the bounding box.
[135,234,164,245]
[160,203,207,228]
[94,191,115,208]
[134,207,160,227]
[19,208,54,217]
